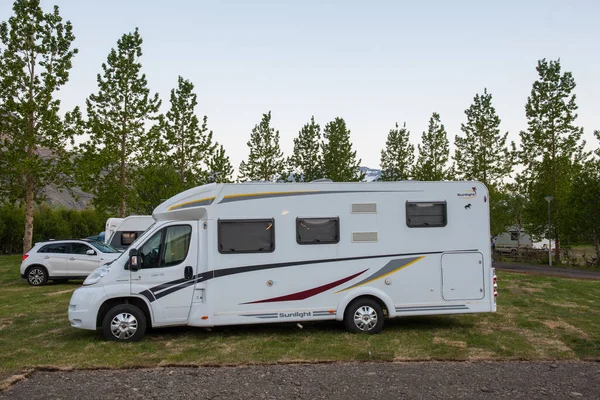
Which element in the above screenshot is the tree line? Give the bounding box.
[0,0,598,264]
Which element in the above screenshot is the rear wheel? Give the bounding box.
[26,266,48,286]
[102,304,147,342]
[344,298,384,334]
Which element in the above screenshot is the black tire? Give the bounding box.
[344,298,384,334]
[510,248,517,256]
[101,304,147,342]
[26,265,48,286]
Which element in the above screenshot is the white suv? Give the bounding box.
[20,239,122,286]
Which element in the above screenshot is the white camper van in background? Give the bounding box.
[105,216,154,251]
[68,181,497,342]
[104,218,124,244]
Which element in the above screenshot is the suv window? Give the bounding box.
[139,225,192,269]
[39,243,67,254]
[70,243,94,255]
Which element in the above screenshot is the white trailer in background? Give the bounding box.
[105,216,154,251]
[69,181,497,341]
[494,228,533,255]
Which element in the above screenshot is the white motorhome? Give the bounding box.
[104,218,123,244]
[494,228,533,255]
[68,181,497,341]
[105,216,154,251]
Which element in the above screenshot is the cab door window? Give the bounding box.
[139,225,191,269]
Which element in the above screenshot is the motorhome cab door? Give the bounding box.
[130,221,198,324]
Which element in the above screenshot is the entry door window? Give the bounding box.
[139,225,192,269]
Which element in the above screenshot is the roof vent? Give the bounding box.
[310,178,333,183]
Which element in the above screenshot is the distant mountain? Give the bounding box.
[43,185,93,210]
[359,166,382,182]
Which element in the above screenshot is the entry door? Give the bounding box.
[68,243,101,276]
[130,222,197,324]
[441,252,485,300]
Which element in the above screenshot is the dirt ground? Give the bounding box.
[2,362,599,399]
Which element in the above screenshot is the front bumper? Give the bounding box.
[68,285,107,331]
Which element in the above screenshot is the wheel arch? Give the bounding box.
[335,288,395,321]
[96,296,153,329]
[25,263,48,274]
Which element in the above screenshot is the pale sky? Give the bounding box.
[1,0,599,170]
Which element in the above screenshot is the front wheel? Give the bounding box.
[344,298,384,334]
[26,266,48,286]
[102,304,147,342]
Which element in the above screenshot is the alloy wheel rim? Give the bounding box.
[110,313,138,340]
[353,305,378,331]
[28,268,44,285]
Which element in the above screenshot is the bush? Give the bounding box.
[0,203,109,254]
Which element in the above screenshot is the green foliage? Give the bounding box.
[73,28,161,217]
[413,113,451,181]
[288,116,323,182]
[565,131,600,264]
[0,0,78,252]
[0,203,108,253]
[379,122,414,181]
[322,117,365,182]
[238,111,286,182]
[156,76,216,187]
[208,144,234,183]
[518,59,586,262]
[454,89,514,186]
[130,164,186,215]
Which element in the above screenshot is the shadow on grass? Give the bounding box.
[137,315,472,341]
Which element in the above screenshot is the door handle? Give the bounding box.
[69,257,75,261]
[184,266,193,280]
[44,256,50,259]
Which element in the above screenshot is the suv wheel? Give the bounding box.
[26,266,48,286]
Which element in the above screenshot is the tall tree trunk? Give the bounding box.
[119,133,127,218]
[593,231,599,266]
[23,172,35,254]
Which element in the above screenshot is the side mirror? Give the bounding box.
[86,249,96,256]
[129,248,139,271]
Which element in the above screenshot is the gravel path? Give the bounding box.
[494,262,600,280]
[2,362,599,399]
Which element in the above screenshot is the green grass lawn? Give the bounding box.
[1,254,600,387]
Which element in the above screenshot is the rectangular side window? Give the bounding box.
[296,217,340,245]
[39,244,67,253]
[406,201,447,228]
[218,219,275,254]
[121,232,137,246]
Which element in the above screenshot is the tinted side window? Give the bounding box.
[121,232,137,246]
[161,226,192,267]
[218,219,275,254]
[297,217,340,244]
[406,202,447,228]
[39,244,67,254]
[139,230,163,269]
[139,225,192,269]
[70,243,93,255]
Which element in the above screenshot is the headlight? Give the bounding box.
[83,265,110,286]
